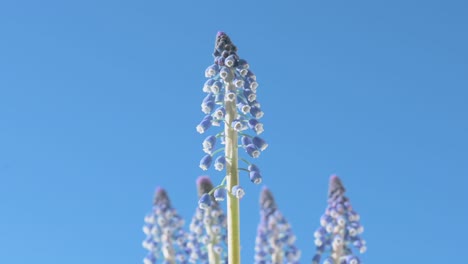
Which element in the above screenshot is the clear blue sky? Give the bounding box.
[1,0,467,263]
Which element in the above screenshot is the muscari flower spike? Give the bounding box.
[196,31,268,189]
[189,176,228,264]
[255,187,301,264]
[312,175,366,264]
[142,188,187,264]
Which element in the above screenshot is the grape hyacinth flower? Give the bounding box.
[142,188,187,264]
[312,176,366,264]
[196,32,268,263]
[188,176,228,264]
[255,187,301,264]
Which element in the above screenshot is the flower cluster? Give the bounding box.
[197,32,267,197]
[187,177,228,264]
[255,187,301,264]
[142,188,187,264]
[312,176,366,264]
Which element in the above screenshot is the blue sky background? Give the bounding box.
[1,0,467,263]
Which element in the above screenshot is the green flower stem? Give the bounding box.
[205,208,221,264]
[333,226,345,264]
[224,71,241,264]
[161,241,176,264]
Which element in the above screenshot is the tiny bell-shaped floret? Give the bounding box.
[252,136,268,151]
[245,144,260,158]
[248,119,264,134]
[203,79,215,93]
[214,156,226,171]
[231,185,245,199]
[196,115,213,134]
[225,92,236,102]
[214,188,227,201]
[248,164,260,172]
[241,136,252,146]
[250,106,264,119]
[202,135,216,154]
[214,106,225,119]
[199,155,212,171]
[225,54,237,67]
[205,64,219,78]
[249,170,262,184]
[232,120,244,131]
[237,102,251,114]
[219,66,230,80]
[198,193,212,209]
[201,94,215,114]
[237,59,249,69]
[243,88,257,102]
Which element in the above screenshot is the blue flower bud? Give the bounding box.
[196,115,213,134]
[343,255,360,264]
[232,120,244,131]
[243,88,257,102]
[199,155,212,170]
[225,92,236,102]
[233,77,244,88]
[203,79,215,93]
[214,106,226,119]
[250,106,264,119]
[249,171,262,184]
[198,193,212,209]
[252,136,268,151]
[205,64,219,78]
[241,136,252,146]
[248,119,264,134]
[214,188,227,201]
[225,54,237,67]
[214,156,226,171]
[245,144,260,158]
[248,164,260,172]
[237,102,251,114]
[202,135,216,154]
[231,185,245,199]
[237,59,249,69]
[211,81,223,94]
[219,66,230,80]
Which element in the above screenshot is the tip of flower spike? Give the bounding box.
[217,31,225,37]
[196,176,214,198]
[153,187,171,207]
[328,174,346,199]
[259,186,277,210]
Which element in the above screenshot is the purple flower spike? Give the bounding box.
[202,135,217,154]
[214,156,226,171]
[199,155,212,171]
[312,175,366,264]
[196,115,213,134]
[255,187,300,264]
[142,188,187,263]
[214,188,227,201]
[252,136,268,151]
[198,193,212,209]
[188,177,228,263]
[249,170,262,184]
[245,144,260,158]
